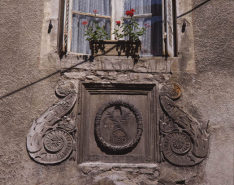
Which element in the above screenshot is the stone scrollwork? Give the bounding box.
[159,84,209,166]
[26,81,77,164]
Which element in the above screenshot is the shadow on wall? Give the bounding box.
[0,57,91,100]
[0,0,213,102]
[177,0,212,18]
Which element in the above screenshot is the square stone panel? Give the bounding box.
[77,83,159,164]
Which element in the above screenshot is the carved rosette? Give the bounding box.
[159,84,209,166]
[95,101,143,152]
[26,81,77,164]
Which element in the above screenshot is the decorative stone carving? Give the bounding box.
[26,81,77,164]
[27,81,208,167]
[78,83,156,163]
[159,84,209,166]
[95,101,143,153]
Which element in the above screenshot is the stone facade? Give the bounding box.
[0,0,234,185]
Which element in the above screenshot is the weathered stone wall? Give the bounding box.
[0,0,233,185]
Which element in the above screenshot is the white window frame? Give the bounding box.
[62,0,176,56]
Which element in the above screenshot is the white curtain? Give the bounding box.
[124,0,163,56]
[71,0,162,56]
[71,0,111,54]
[73,0,111,16]
[71,15,111,54]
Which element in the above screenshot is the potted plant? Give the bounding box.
[83,9,150,58]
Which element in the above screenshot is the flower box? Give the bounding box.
[89,40,141,57]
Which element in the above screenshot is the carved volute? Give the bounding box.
[26,81,77,164]
[159,84,209,166]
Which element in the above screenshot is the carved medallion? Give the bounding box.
[95,101,143,152]
[44,130,67,152]
[170,133,191,154]
[42,130,73,163]
[162,132,191,159]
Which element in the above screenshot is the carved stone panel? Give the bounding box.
[77,83,158,164]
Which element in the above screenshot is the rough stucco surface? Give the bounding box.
[188,0,234,184]
[170,0,234,184]
[0,0,234,185]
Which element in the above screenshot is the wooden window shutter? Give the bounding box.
[165,0,174,57]
[58,0,65,54]
[61,0,71,53]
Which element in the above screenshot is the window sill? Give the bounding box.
[55,53,178,74]
[67,52,178,60]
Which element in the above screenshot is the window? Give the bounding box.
[62,0,177,56]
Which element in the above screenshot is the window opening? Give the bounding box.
[62,0,176,57]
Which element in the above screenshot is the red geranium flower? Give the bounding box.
[82,21,88,25]
[130,8,135,12]
[116,21,121,26]
[93,10,98,14]
[144,23,150,28]
[129,11,134,16]
[125,10,134,17]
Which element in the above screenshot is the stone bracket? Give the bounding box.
[26,80,77,164]
[159,84,209,166]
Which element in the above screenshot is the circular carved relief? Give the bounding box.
[43,130,73,162]
[56,81,76,97]
[162,132,191,159]
[170,133,191,154]
[169,84,182,100]
[95,101,143,152]
[44,131,65,152]
[161,83,182,100]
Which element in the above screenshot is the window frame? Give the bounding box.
[61,0,177,57]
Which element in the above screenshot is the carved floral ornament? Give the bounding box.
[26,81,209,166]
